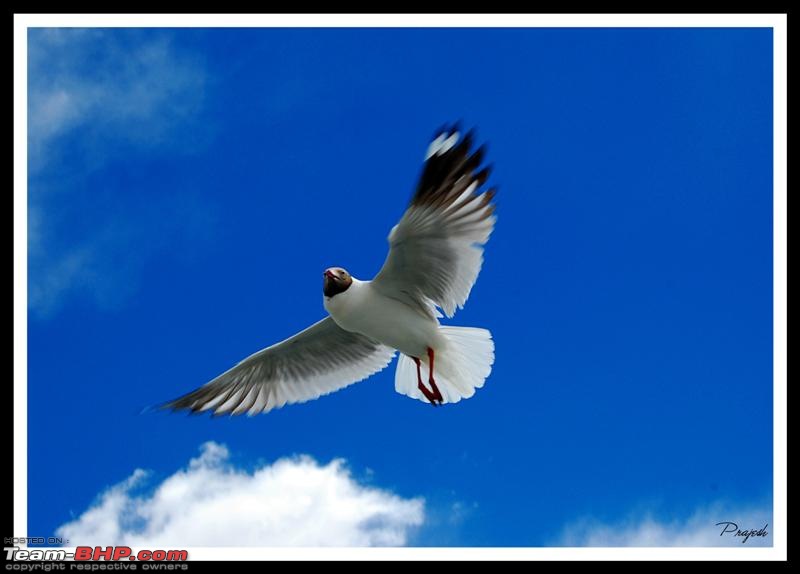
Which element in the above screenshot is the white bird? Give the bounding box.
[165,125,497,416]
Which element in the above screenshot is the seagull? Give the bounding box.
[164,125,497,416]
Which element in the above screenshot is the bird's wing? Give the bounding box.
[163,316,396,416]
[372,126,497,318]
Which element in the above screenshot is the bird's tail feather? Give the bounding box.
[395,326,494,404]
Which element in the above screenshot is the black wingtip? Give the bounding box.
[475,165,492,186]
[412,124,493,208]
[465,143,485,170]
[144,400,199,418]
[459,129,476,153]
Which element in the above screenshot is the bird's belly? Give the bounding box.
[327,286,441,358]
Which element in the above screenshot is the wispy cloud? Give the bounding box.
[56,442,425,547]
[28,29,208,171]
[556,503,772,547]
[28,29,213,316]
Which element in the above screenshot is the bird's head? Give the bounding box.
[323,267,353,298]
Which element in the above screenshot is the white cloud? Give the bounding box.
[28,29,213,316]
[557,503,772,547]
[56,442,425,547]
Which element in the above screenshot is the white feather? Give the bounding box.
[395,327,494,403]
[438,132,459,155]
[425,133,448,160]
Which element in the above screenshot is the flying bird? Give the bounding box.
[165,125,497,416]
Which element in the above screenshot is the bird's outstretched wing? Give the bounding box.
[164,317,396,416]
[372,125,497,318]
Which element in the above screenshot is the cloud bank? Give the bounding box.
[56,442,425,547]
[557,503,772,547]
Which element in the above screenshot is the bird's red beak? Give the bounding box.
[324,269,336,279]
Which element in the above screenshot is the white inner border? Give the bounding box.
[13,13,787,562]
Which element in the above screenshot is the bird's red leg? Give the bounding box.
[413,356,439,406]
[427,347,443,404]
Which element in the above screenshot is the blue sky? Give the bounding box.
[27,27,773,547]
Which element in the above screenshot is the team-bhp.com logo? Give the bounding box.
[5,546,188,561]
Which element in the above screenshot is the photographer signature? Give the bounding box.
[715,521,769,543]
